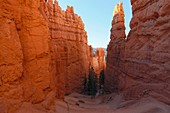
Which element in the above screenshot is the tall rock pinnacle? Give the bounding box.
[111,2,126,41]
[105,0,170,104]
[105,2,126,93]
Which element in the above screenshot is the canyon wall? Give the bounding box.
[43,0,91,96]
[92,48,106,76]
[0,0,91,112]
[0,0,54,112]
[105,2,126,92]
[105,1,170,104]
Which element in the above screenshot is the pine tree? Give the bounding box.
[99,70,105,86]
[87,67,98,97]
[99,69,105,94]
[91,73,98,97]
[87,68,93,95]
[83,74,87,94]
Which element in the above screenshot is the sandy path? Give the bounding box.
[55,93,170,113]
[16,93,170,113]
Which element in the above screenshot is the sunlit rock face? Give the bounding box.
[105,1,170,104]
[0,0,91,112]
[0,0,53,112]
[105,2,126,93]
[43,0,91,96]
[92,48,106,76]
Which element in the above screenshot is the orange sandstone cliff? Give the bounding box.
[42,0,91,97]
[0,0,91,112]
[0,0,53,112]
[105,2,126,92]
[105,1,170,104]
[92,48,106,76]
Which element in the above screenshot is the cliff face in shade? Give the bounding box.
[0,0,54,112]
[106,1,170,104]
[43,0,90,96]
[105,2,126,92]
[0,0,91,112]
[92,48,106,76]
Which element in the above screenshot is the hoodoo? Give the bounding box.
[0,0,52,112]
[0,0,169,113]
[105,2,126,93]
[42,0,91,97]
[105,1,170,104]
[0,0,98,112]
[92,48,106,76]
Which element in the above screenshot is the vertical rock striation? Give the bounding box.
[0,0,92,112]
[105,2,126,92]
[106,1,170,104]
[0,0,53,112]
[42,0,90,96]
[92,48,106,76]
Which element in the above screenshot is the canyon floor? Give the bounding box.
[55,93,170,113]
[13,93,170,113]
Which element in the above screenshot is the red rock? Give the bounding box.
[105,2,126,92]
[43,1,90,96]
[1,0,54,111]
[105,1,170,104]
[0,0,91,112]
[92,48,106,76]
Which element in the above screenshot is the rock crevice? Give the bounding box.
[0,0,99,112]
[105,1,170,104]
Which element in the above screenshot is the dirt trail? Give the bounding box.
[16,93,170,113]
[55,93,170,113]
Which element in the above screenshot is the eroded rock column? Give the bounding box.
[0,0,55,112]
[105,1,170,104]
[92,48,106,76]
[105,2,126,93]
[43,0,90,96]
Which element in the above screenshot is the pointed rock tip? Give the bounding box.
[66,5,74,13]
[113,2,124,15]
[54,0,58,6]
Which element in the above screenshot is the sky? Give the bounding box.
[58,0,132,48]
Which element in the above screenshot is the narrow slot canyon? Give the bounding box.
[0,0,170,113]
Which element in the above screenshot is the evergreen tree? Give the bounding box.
[99,70,105,94]
[83,74,87,94]
[99,70,105,86]
[87,67,98,97]
[87,68,93,95]
[91,73,98,97]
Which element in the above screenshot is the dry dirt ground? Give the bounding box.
[16,93,170,113]
[55,93,170,113]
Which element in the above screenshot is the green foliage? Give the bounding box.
[99,69,105,94]
[99,70,105,86]
[87,67,98,97]
[83,74,87,94]
[83,68,105,97]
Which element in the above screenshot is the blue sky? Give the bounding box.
[58,0,132,48]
